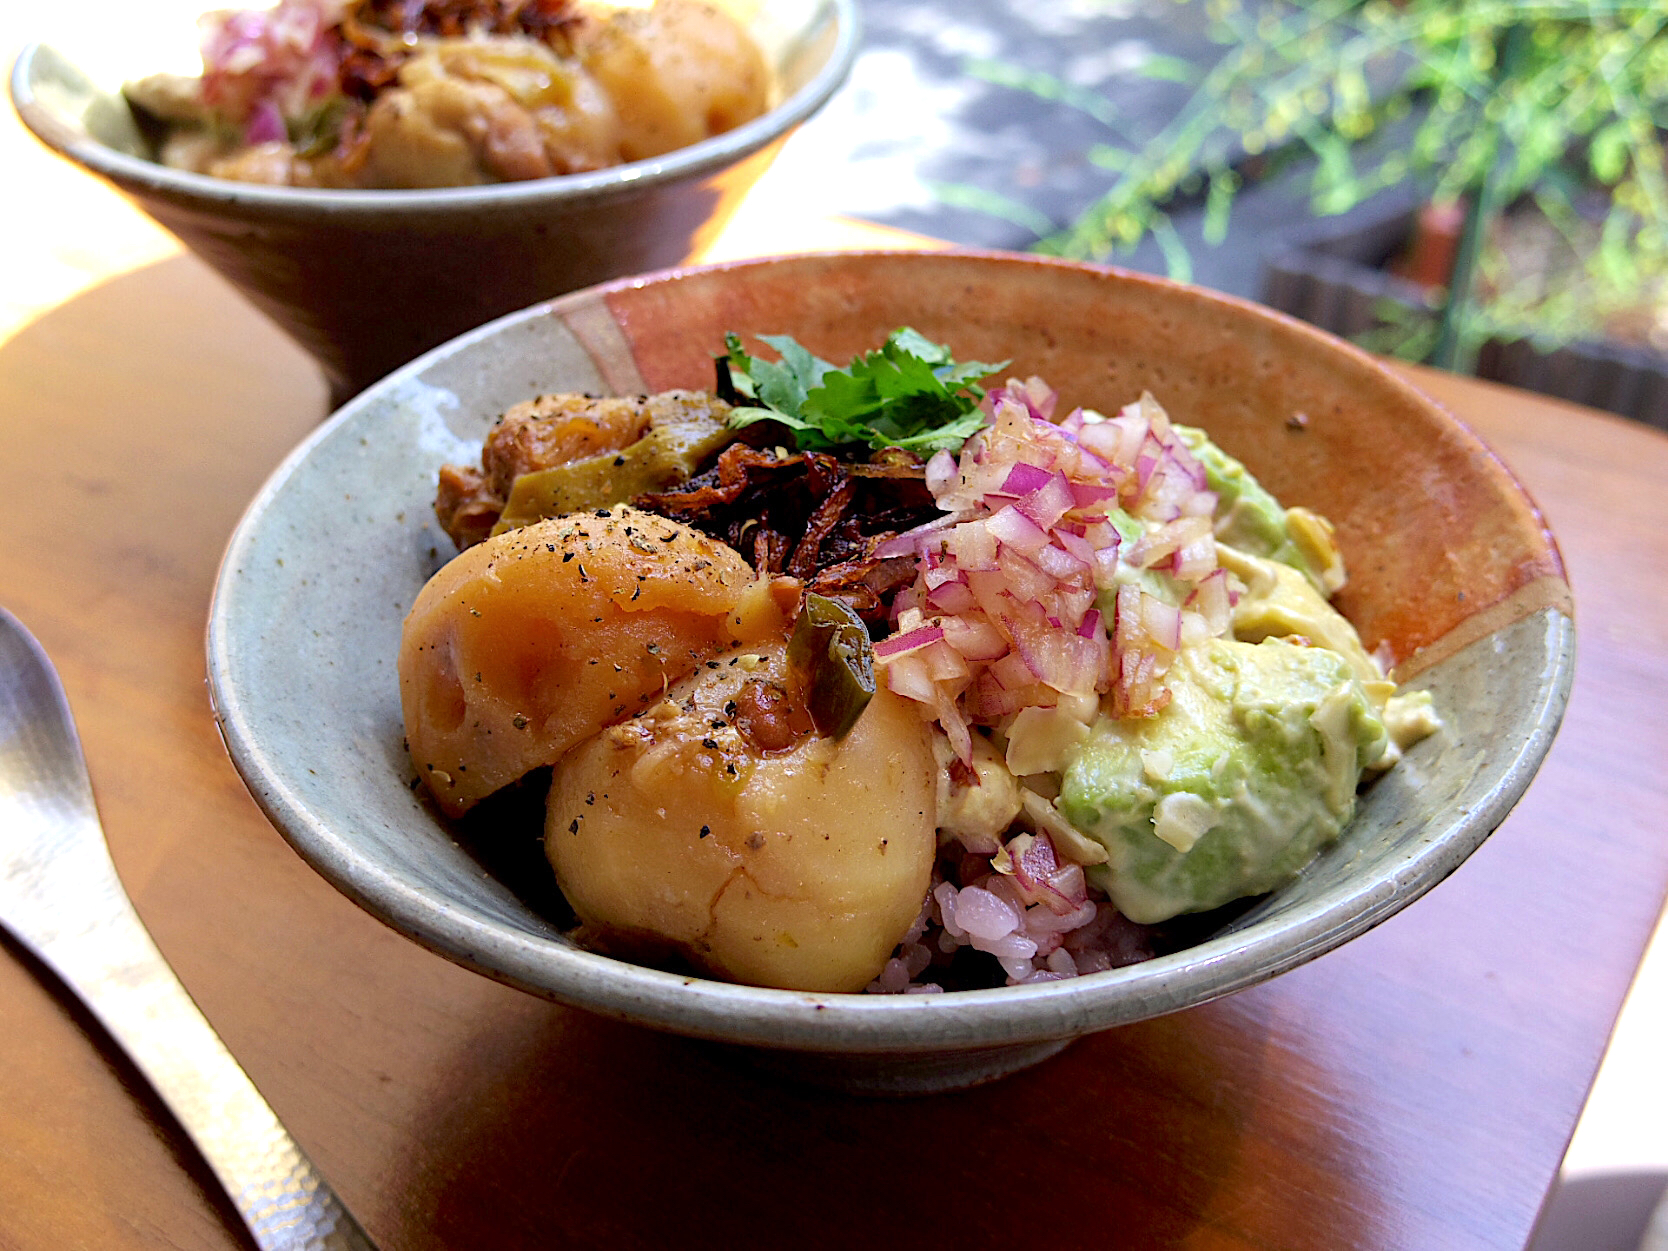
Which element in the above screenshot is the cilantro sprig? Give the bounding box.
[716,328,1007,454]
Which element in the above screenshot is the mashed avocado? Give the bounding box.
[1217,543,1384,688]
[1103,505,1191,604]
[1176,426,1345,595]
[1056,637,1389,924]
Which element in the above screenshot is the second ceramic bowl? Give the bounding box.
[11,0,858,402]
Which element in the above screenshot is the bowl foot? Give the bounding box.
[709,1036,1077,1096]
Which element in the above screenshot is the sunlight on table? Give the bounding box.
[0,1,216,341]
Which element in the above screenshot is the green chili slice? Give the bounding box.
[787,593,875,739]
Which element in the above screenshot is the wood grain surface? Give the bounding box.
[2,237,1667,1251]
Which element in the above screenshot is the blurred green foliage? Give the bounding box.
[985,1,1668,368]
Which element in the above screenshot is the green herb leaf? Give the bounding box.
[718,328,1007,453]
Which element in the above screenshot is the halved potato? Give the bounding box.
[546,642,937,991]
[399,507,790,815]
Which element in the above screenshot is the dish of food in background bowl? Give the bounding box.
[123,0,773,188]
[205,250,1574,1094]
[9,0,856,400]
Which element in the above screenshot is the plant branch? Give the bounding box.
[1431,20,1536,372]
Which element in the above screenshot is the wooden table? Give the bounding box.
[6,148,1668,1251]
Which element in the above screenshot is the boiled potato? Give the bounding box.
[547,643,937,992]
[363,38,624,187]
[400,507,791,816]
[362,76,495,187]
[581,0,771,162]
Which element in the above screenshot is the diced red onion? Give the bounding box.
[1175,444,1209,490]
[874,624,945,660]
[1019,377,1058,420]
[968,668,1023,718]
[1010,625,1103,695]
[1076,422,1120,462]
[1173,533,1216,580]
[922,639,970,682]
[925,449,959,495]
[883,654,938,703]
[936,691,973,763]
[923,564,963,591]
[1010,834,1060,898]
[1140,595,1184,652]
[1129,524,1180,569]
[940,614,1009,661]
[1054,528,1097,567]
[1001,463,1054,496]
[1033,542,1089,581]
[872,512,967,560]
[965,570,1013,622]
[1187,568,1232,636]
[992,547,1055,603]
[989,649,1039,692]
[1016,473,1074,529]
[1083,518,1118,550]
[1048,864,1089,906]
[244,100,286,144]
[926,580,977,614]
[894,374,1224,743]
[1182,490,1218,518]
[889,584,925,622]
[1135,451,1159,491]
[946,520,999,571]
[1034,898,1098,933]
[985,505,1050,556]
[1069,481,1120,510]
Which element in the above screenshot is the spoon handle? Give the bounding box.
[0,610,375,1250]
[44,890,375,1250]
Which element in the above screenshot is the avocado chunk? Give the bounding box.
[1056,637,1388,923]
[1217,543,1384,689]
[1175,426,1344,596]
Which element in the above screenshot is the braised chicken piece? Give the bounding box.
[435,390,732,548]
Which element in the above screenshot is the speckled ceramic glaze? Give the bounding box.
[9,0,856,402]
[206,252,1574,1094]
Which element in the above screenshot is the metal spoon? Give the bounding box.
[0,607,376,1250]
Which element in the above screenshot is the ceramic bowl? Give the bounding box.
[9,0,857,403]
[205,250,1574,1094]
